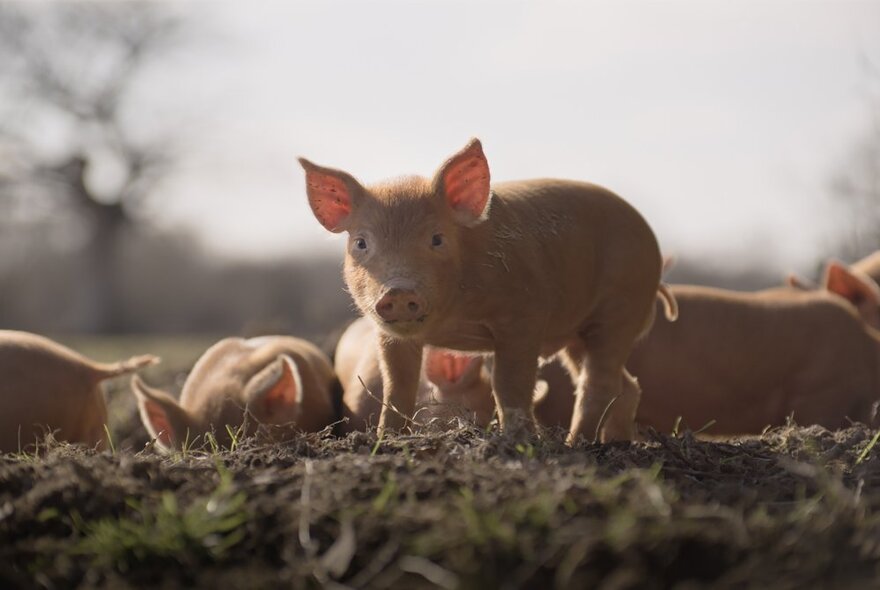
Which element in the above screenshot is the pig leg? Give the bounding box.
[341,362,385,434]
[563,330,636,443]
[377,336,423,435]
[567,356,624,443]
[491,340,540,435]
[600,369,641,442]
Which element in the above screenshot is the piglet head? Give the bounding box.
[131,352,305,452]
[423,347,495,425]
[823,260,880,329]
[299,139,492,338]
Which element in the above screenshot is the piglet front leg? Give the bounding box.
[491,339,540,436]
[377,335,423,436]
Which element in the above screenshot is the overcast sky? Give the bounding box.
[139,0,880,273]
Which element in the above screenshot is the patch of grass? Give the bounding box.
[372,474,399,515]
[370,431,384,457]
[515,442,536,459]
[856,429,880,464]
[72,463,248,571]
[103,424,117,455]
[205,431,220,455]
[225,424,244,453]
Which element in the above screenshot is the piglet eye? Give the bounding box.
[354,237,368,251]
[431,234,444,247]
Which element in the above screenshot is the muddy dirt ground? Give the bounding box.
[2,339,880,589]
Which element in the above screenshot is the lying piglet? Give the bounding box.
[335,317,495,432]
[131,336,339,451]
[300,138,675,442]
[538,274,880,435]
[0,330,158,452]
[631,279,880,435]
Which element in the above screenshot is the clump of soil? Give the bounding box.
[2,423,879,589]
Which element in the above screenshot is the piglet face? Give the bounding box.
[132,344,305,452]
[423,347,495,425]
[299,139,492,339]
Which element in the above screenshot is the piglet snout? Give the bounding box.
[375,289,427,322]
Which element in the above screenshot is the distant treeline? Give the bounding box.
[0,223,357,338]
[0,222,795,338]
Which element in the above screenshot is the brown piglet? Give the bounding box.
[0,330,158,453]
[131,336,339,451]
[631,279,880,434]
[534,276,880,435]
[300,138,675,442]
[335,317,496,432]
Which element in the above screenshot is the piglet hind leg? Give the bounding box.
[491,340,540,437]
[564,340,630,444]
[600,368,642,442]
[376,336,423,437]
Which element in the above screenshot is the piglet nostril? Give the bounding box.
[375,298,395,320]
[407,301,419,313]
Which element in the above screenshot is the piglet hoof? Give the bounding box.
[599,425,636,443]
[565,427,596,447]
[499,408,537,439]
[376,411,410,438]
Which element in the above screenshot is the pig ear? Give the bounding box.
[434,138,492,226]
[824,260,880,321]
[131,376,193,451]
[245,355,303,424]
[424,348,483,387]
[298,158,363,233]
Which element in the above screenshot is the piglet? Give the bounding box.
[300,138,675,442]
[535,270,880,435]
[0,330,158,452]
[334,317,495,432]
[632,276,880,434]
[131,336,339,451]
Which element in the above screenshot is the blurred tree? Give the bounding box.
[0,2,186,332]
[830,56,880,260]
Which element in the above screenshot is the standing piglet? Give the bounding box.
[300,139,675,441]
[0,330,158,453]
[131,336,339,451]
[335,316,495,433]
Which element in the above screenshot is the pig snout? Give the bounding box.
[375,288,427,322]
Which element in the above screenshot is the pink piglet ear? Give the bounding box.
[130,376,193,452]
[298,158,362,233]
[434,138,492,226]
[246,355,303,424]
[424,347,483,387]
[824,260,880,326]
